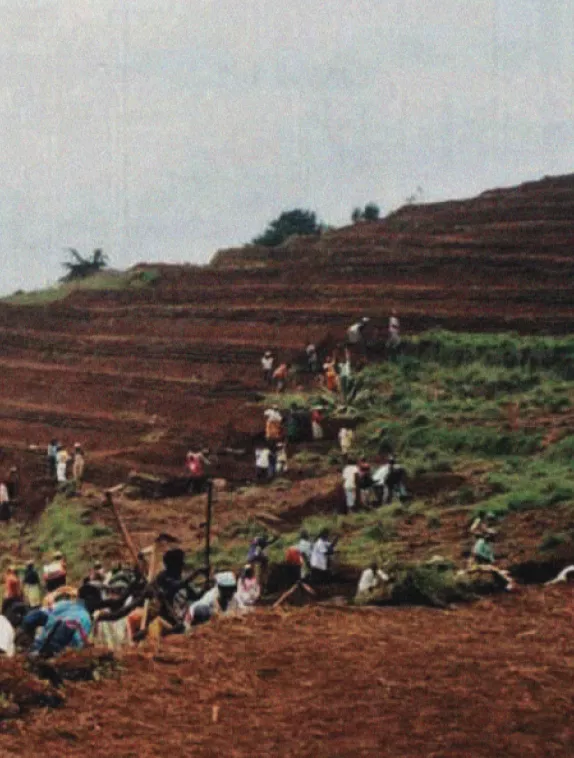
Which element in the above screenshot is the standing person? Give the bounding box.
[264,405,283,443]
[255,444,271,482]
[272,362,289,393]
[275,442,288,474]
[261,351,274,385]
[323,357,339,393]
[387,310,401,349]
[246,534,278,592]
[2,565,23,615]
[338,349,353,400]
[372,460,390,506]
[346,317,370,354]
[42,551,67,594]
[342,459,360,512]
[186,450,210,494]
[338,427,354,456]
[0,481,10,521]
[47,439,58,479]
[56,446,68,485]
[383,457,408,504]
[310,530,339,585]
[305,343,319,374]
[297,530,313,579]
[357,459,374,508]
[6,467,19,502]
[23,561,42,607]
[72,444,85,483]
[311,407,324,440]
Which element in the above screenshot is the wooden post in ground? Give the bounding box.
[205,479,213,578]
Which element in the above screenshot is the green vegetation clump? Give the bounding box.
[32,495,115,581]
[3,267,160,306]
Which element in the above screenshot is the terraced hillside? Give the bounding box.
[1,174,573,492]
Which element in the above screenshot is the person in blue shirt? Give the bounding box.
[22,583,101,657]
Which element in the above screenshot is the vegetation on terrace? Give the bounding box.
[2,267,160,306]
[4,330,573,606]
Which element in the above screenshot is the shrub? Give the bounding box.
[539,532,570,552]
[545,435,574,462]
[390,564,471,607]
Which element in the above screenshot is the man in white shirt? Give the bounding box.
[372,462,390,505]
[0,614,15,657]
[297,530,313,578]
[310,529,339,584]
[342,461,359,511]
[356,562,389,599]
[187,572,239,625]
[255,445,271,481]
[347,317,370,346]
[261,351,274,384]
[387,310,401,348]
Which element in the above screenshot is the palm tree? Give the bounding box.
[60,248,109,282]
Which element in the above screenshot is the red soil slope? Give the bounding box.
[1,587,573,758]
[1,174,573,487]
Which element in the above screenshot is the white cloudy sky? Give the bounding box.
[0,0,572,294]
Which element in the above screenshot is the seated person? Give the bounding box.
[236,565,260,609]
[356,561,389,599]
[186,572,239,626]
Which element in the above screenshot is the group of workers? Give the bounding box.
[0,540,274,659]
[47,440,85,486]
[342,456,409,511]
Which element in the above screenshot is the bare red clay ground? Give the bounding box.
[1,587,573,758]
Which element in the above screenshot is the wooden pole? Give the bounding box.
[104,490,145,572]
[205,480,213,577]
[140,542,158,632]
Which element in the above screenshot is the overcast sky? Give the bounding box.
[0,0,572,294]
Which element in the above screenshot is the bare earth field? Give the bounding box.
[1,587,573,758]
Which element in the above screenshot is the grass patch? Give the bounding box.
[3,268,160,306]
[31,495,115,581]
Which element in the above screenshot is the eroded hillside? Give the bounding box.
[1,174,573,492]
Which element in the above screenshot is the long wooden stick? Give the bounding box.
[105,491,141,566]
[140,542,158,632]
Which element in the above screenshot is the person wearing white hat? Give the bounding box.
[186,571,239,625]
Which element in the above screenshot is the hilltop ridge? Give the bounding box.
[0,172,573,496]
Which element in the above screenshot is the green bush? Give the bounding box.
[390,564,471,607]
[539,532,570,552]
[545,435,574,462]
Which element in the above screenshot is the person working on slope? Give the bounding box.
[2,565,23,615]
[236,564,261,609]
[261,351,274,385]
[310,529,339,585]
[23,561,41,607]
[342,458,360,512]
[186,571,240,626]
[468,532,515,592]
[306,343,319,374]
[272,362,289,393]
[356,561,389,599]
[387,310,401,349]
[186,450,210,494]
